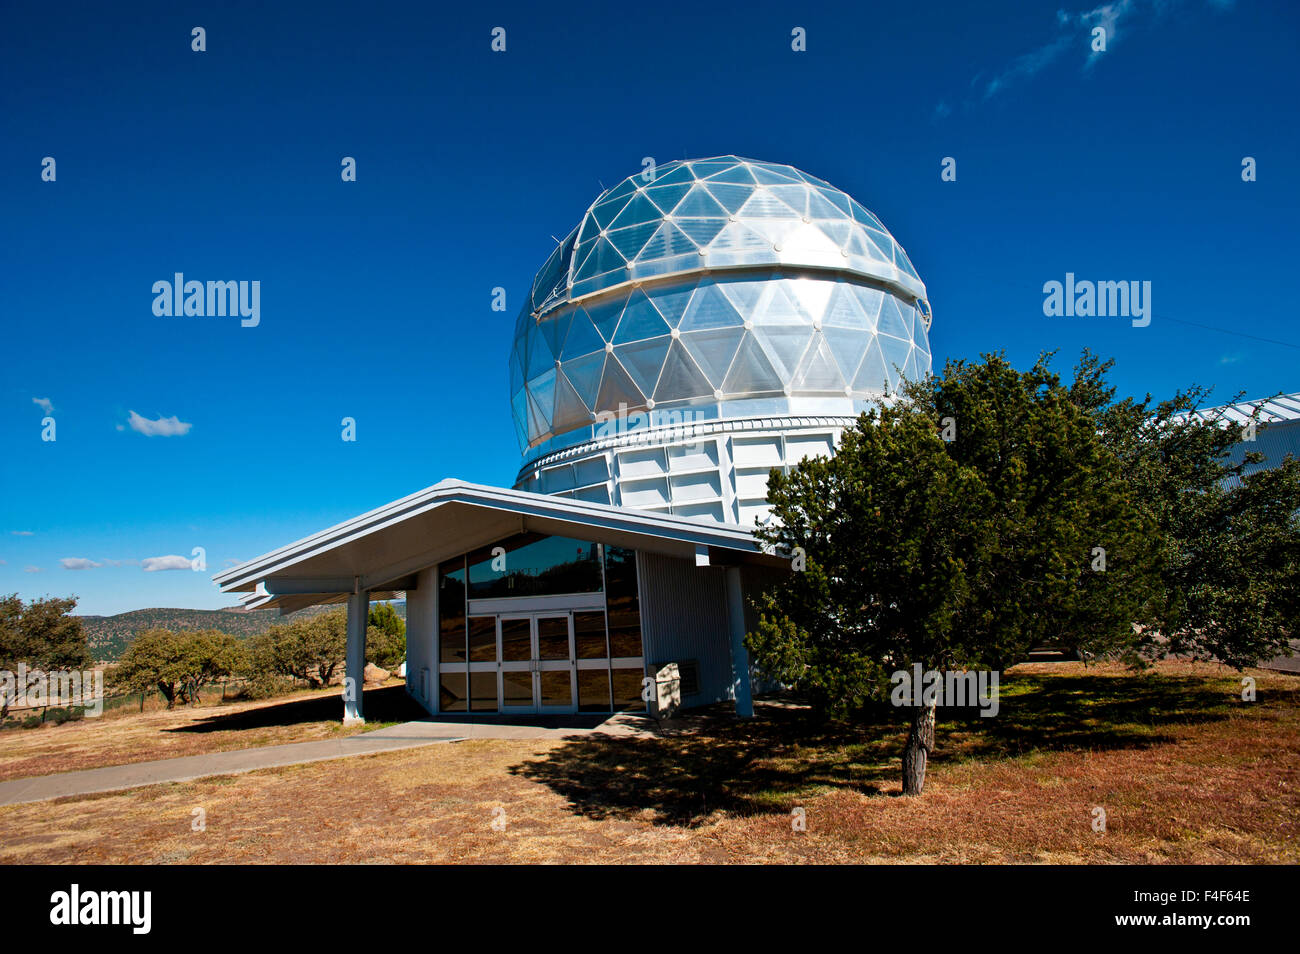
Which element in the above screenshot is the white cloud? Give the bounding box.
[10,531,34,536]
[984,34,1072,100]
[141,555,193,572]
[32,397,53,414]
[23,566,41,574]
[969,0,1232,102]
[60,557,103,570]
[126,411,193,437]
[102,558,137,567]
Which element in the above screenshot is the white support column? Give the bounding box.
[344,583,369,724]
[724,566,754,718]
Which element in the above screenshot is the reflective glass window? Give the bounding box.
[439,556,466,664]
[467,533,603,598]
[604,546,644,659]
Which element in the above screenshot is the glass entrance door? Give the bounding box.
[496,613,576,713]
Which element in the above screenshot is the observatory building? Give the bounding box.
[511,156,932,525]
[215,157,932,721]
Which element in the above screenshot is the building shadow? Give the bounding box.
[510,668,1243,827]
[167,684,426,733]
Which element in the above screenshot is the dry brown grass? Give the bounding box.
[0,681,412,783]
[0,661,1294,864]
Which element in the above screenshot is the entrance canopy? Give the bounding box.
[213,478,784,612]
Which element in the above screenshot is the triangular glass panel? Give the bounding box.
[805,188,846,219]
[562,307,605,358]
[844,230,875,260]
[896,245,920,279]
[551,369,592,435]
[708,221,771,253]
[527,366,557,421]
[795,335,846,391]
[584,296,624,343]
[609,192,663,231]
[649,282,694,327]
[614,335,671,398]
[899,301,916,339]
[681,327,745,387]
[687,158,735,180]
[653,339,713,403]
[816,187,852,217]
[719,275,768,315]
[855,286,884,330]
[644,182,692,214]
[739,190,800,218]
[754,281,806,325]
[574,236,628,283]
[560,350,607,410]
[647,163,695,187]
[606,220,660,263]
[595,351,647,409]
[680,281,743,331]
[850,201,886,230]
[675,186,729,218]
[675,216,728,248]
[591,194,633,231]
[525,324,555,378]
[704,163,757,185]
[600,175,639,205]
[768,185,810,217]
[877,296,910,339]
[722,333,785,394]
[524,383,550,439]
[878,335,912,380]
[823,282,870,329]
[751,164,803,185]
[511,388,531,441]
[852,340,889,393]
[540,310,572,358]
[754,325,813,381]
[705,182,753,214]
[635,221,698,261]
[509,345,524,394]
[615,288,672,343]
[814,220,854,248]
[823,327,871,381]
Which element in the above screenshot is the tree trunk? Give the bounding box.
[901,702,937,796]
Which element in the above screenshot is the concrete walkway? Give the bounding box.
[0,722,466,808]
[0,711,664,808]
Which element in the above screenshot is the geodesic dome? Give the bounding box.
[509,156,933,459]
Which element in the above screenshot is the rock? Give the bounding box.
[363,663,390,685]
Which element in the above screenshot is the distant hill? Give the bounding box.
[79,601,406,662]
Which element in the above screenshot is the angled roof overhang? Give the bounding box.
[213,478,786,613]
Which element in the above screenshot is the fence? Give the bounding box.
[0,675,313,729]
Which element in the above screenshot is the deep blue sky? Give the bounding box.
[2,0,1296,615]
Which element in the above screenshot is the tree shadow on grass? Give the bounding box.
[510,669,1241,827]
[165,685,425,733]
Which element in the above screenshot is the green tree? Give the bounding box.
[366,602,406,670]
[0,594,92,671]
[247,609,348,689]
[1071,351,1300,667]
[747,353,1159,795]
[113,628,243,707]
